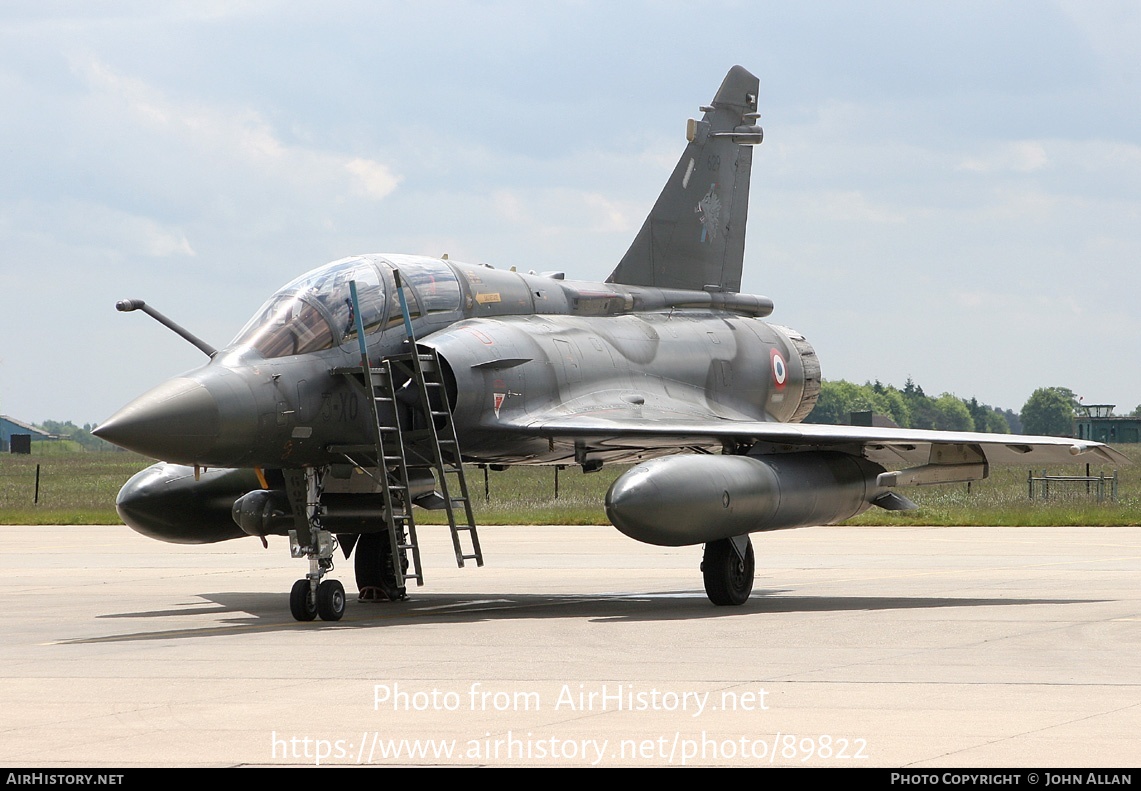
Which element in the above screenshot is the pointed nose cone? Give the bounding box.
[94,377,221,462]
[95,369,259,465]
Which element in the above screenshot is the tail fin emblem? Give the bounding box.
[696,184,721,243]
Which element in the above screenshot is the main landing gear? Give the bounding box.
[354,532,409,603]
[702,536,754,606]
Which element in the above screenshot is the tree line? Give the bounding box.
[804,379,1085,437]
[34,420,117,451]
[22,382,1121,451]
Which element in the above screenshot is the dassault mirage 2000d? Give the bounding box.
[96,66,1126,621]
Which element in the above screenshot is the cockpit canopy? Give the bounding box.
[229,255,461,358]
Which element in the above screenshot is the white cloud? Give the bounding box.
[582,192,635,233]
[76,59,400,203]
[490,187,640,237]
[344,158,401,199]
[140,220,195,257]
[816,190,907,224]
[492,189,528,224]
[4,200,195,260]
[958,141,1050,174]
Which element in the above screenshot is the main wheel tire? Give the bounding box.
[702,538,755,606]
[354,533,382,588]
[317,579,346,622]
[290,578,317,621]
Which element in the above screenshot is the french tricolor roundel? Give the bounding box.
[770,348,787,389]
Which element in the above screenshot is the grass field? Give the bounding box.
[1,446,1139,526]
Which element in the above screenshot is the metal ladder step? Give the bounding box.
[333,277,485,587]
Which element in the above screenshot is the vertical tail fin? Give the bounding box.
[607,65,762,294]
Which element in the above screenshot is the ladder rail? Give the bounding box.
[331,276,482,592]
[390,269,482,569]
[339,281,426,587]
[394,350,483,567]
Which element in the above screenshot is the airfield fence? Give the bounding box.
[1027,469,1118,503]
[2,448,1139,526]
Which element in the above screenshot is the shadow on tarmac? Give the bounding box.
[60,589,1102,644]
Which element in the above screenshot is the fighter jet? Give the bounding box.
[95,66,1126,621]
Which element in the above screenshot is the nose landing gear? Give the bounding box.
[287,467,346,622]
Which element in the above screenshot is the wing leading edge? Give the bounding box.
[514,415,1128,483]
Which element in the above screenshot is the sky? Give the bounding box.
[1,1,1139,425]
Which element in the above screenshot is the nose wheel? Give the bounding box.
[289,578,317,621]
[316,579,346,621]
[290,577,346,622]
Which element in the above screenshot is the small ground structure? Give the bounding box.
[1073,404,1141,444]
[0,416,56,453]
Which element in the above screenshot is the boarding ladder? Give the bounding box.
[329,277,482,588]
[383,347,482,569]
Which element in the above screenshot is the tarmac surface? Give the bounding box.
[2,523,1139,767]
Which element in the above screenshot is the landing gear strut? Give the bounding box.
[702,536,754,606]
[286,467,345,622]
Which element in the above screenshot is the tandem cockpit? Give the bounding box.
[228,254,464,360]
[94,254,469,466]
